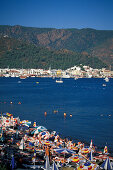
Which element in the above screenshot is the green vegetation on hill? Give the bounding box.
[0,25,113,69]
[0,37,107,69]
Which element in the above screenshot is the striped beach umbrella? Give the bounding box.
[100,157,112,170]
[54,147,76,154]
[72,156,79,163]
[89,150,93,161]
[45,141,50,145]
[52,161,59,170]
[44,156,50,170]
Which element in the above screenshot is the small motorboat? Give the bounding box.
[56,78,63,83]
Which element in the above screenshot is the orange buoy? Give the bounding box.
[64,113,66,117]
[70,114,72,117]
[10,101,13,104]
[18,102,21,104]
[44,112,47,116]
[54,110,58,114]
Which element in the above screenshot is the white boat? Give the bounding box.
[74,77,78,80]
[56,78,63,83]
[102,84,106,87]
[104,77,109,82]
[62,74,70,78]
[4,74,10,77]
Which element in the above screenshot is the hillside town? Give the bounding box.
[0,65,113,78]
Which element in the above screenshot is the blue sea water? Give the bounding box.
[0,77,113,151]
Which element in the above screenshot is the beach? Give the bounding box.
[0,113,113,170]
[0,77,113,151]
[0,77,113,169]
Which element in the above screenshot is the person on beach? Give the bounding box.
[45,146,49,157]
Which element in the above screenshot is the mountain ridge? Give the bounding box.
[0,25,113,69]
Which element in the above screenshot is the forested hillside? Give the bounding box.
[0,25,113,69]
[0,37,106,69]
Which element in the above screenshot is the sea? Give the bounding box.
[0,77,113,152]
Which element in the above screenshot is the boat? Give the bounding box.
[102,84,106,87]
[104,77,109,82]
[74,77,78,80]
[56,77,63,83]
[62,74,70,78]
[56,78,63,83]
[30,75,36,77]
[53,110,58,113]
[19,76,27,79]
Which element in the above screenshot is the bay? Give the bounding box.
[0,77,113,152]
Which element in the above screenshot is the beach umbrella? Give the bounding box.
[41,131,50,139]
[44,156,50,170]
[33,121,37,127]
[18,125,29,131]
[90,139,93,148]
[80,162,92,170]
[10,155,16,170]
[20,120,31,127]
[45,141,51,145]
[72,156,79,163]
[33,126,47,135]
[100,157,112,170]
[80,147,90,154]
[37,126,47,131]
[3,113,7,116]
[41,131,47,135]
[54,147,76,155]
[32,128,42,134]
[89,150,93,161]
[29,141,34,147]
[19,138,24,150]
[52,161,59,170]
[104,146,108,154]
[78,162,98,170]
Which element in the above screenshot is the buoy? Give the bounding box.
[70,114,72,117]
[44,112,47,116]
[64,113,66,117]
[54,110,58,113]
[10,101,13,104]
[18,102,21,104]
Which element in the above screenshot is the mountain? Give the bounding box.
[0,25,113,69]
[0,37,106,69]
[91,38,113,68]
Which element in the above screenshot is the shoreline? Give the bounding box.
[0,114,113,170]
